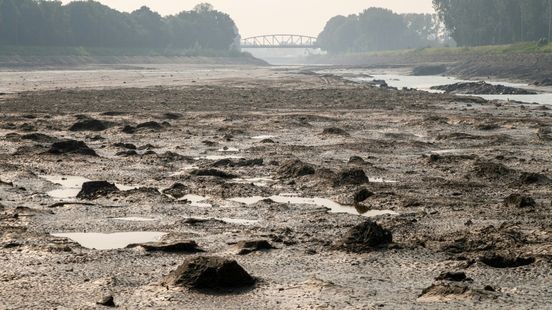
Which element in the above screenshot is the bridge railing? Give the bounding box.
[241,34,318,48]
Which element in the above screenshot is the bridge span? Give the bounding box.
[240,34,318,48]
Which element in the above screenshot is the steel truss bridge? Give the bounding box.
[240,34,318,48]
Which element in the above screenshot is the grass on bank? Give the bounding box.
[316,41,552,59]
[0,45,247,58]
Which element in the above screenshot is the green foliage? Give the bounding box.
[317,8,450,54]
[0,0,239,51]
[433,0,552,46]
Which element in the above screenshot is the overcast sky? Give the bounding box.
[61,1,435,37]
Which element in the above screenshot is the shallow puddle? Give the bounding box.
[40,175,137,199]
[217,147,240,152]
[112,217,156,222]
[51,231,166,250]
[369,177,398,184]
[179,194,212,207]
[229,195,398,217]
[252,135,277,140]
[229,177,274,187]
[194,155,243,160]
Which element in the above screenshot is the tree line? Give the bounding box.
[317,8,451,54]
[433,0,552,46]
[0,1,239,50]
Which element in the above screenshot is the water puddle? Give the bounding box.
[194,155,243,160]
[40,175,137,199]
[229,177,274,187]
[252,135,277,140]
[112,217,156,222]
[179,194,212,207]
[369,177,398,184]
[51,231,166,250]
[229,195,398,217]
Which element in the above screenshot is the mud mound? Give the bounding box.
[537,127,552,141]
[191,169,237,179]
[519,172,550,185]
[337,221,392,253]
[113,143,137,150]
[431,81,536,95]
[137,121,164,130]
[480,253,535,268]
[322,127,350,136]
[334,168,368,186]
[353,188,374,204]
[471,160,515,179]
[503,194,536,208]
[163,256,256,289]
[20,133,58,143]
[163,183,187,199]
[69,119,109,132]
[235,240,273,255]
[77,181,119,200]
[418,283,473,302]
[348,156,366,165]
[278,160,315,178]
[127,241,202,253]
[47,140,97,156]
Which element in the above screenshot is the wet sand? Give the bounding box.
[0,65,551,309]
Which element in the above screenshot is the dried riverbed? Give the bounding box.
[0,65,551,309]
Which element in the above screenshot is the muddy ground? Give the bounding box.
[0,65,551,309]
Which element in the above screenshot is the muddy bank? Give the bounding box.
[0,66,551,309]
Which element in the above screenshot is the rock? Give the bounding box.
[163,256,256,289]
[212,158,263,167]
[77,181,119,200]
[96,295,116,307]
[69,119,109,131]
[472,161,514,179]
[127,241,202,253]
[278,159,315,178]
[519,172,550,185]
[334,168,368,186]
[116,150,138,157]
[353,188,374,204]
[113,143,137,150]
[480,253,535,268]
[163,183,187,199]
[122,125,136,134]
[503,194,536,208]
[47,140,97,156]
[136,121,163,130]
[161,112,183,120]
[348,156,365,164]
[235,240,273,255]
[435,271,470,282]
[412,64,447,76]
[322,127,349,136]
[260,138,275,143]
[431,81,536,95]
[534,77,552,86]
[20,133,58,143]
[337,220,392,253]
[191,169,237,179]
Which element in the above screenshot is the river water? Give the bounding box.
[318,68,552,105]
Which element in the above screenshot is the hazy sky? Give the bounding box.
[61,1,435,37]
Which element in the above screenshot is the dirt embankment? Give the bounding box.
[309,52,552,85]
